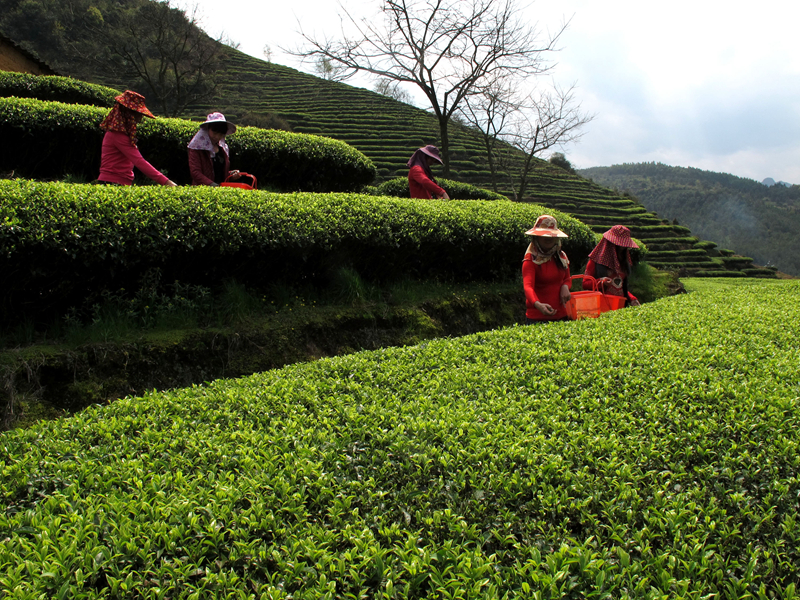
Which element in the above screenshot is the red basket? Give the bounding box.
[600,293,626,312]
[566,274,626,320]
[220,172,257,190]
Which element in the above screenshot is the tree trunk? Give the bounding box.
[516,152,536,200]
[438,116,451,177]
[482,135,499,193]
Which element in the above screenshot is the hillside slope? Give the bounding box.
[0,4,770,276]
[580,163,800,276]
[175,48,766,276]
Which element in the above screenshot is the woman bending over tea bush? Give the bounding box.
[187,112,244,186]
[522,214,572,324]
[97,91,176,187]
[583,225,640,306]
[407,145,450,199]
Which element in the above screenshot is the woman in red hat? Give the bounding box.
[583,225,640,306]
[97,91,176,186]
[407,145,450,199]
[522,214,572,323]
[187,112,243,186]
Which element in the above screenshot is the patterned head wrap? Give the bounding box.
[588,237,632,275]
[187,127,230,157]
[99,91,155,147]
[525,238,569,268]
[99,104,141,146]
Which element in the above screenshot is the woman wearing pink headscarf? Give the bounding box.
[187,112,243,186]
[583,225,640,306]
[407,145,450,199]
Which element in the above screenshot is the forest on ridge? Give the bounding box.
[580,163,800,276]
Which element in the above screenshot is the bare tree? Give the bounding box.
[314,56,348,82]
[460,79,592,199]
[292,0,566,176]
[100,1,223,116]
[373,78,414,105]
[458,76,518,193]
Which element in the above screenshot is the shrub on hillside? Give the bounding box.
[375,176,509,201]
[0,70,119,107]
[0,97,376,191]
[0,180,595,325]
[233,110,293,131]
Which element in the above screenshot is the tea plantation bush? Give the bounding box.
[1,279,798,597]
[0,70,119,107]
[375,176,510,201]
[0,180,595,324]
[0,97,376,191]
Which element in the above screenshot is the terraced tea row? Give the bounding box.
[194,52,761,274]
[6,57,762,276]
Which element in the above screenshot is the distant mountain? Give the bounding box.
[579,163,800,276]
[762,178,793,188]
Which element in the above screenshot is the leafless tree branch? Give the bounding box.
[460,78,593,199]
[289,0,566,175]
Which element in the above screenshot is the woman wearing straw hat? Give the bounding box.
[187,112,242,186]
[97,90,176,186]
[522,214,572,324]
[407,145,450,199]
[583,224,641,306]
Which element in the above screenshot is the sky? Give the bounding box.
[186,0,800,185]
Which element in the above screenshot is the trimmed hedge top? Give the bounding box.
[0,96,377,191]
[0,179,596,323]
[2,278,799,596]
[0,70,120,107]
[375,176,510,201]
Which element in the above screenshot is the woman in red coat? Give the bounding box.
[187,112,242,186]
[407,145,450,199]
[583,224,640,306]
[522,215,572,324]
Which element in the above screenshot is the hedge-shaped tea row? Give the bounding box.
[2,279,798,596]
[206,51,721,268]
[374,176,510,201]
[0,70,120,107]
[0,180,597,323]
[0,97,376,191]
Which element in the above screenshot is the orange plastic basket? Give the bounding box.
[566,274,626,320]
[220,172,257,190]
[600,293,626,312]
[566,290,603,320]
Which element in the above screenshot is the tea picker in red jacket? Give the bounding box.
[97,90,177,187]
[583,225,640,306]
[187,112,243,186]
[522,214,572,324]
[407,145,450,199]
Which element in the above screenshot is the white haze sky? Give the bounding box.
[187,0,800,184]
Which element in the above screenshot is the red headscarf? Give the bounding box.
[99,91,155,147]
[407,146,442,183]
[588,237,632,275]
[100,104,141,147]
